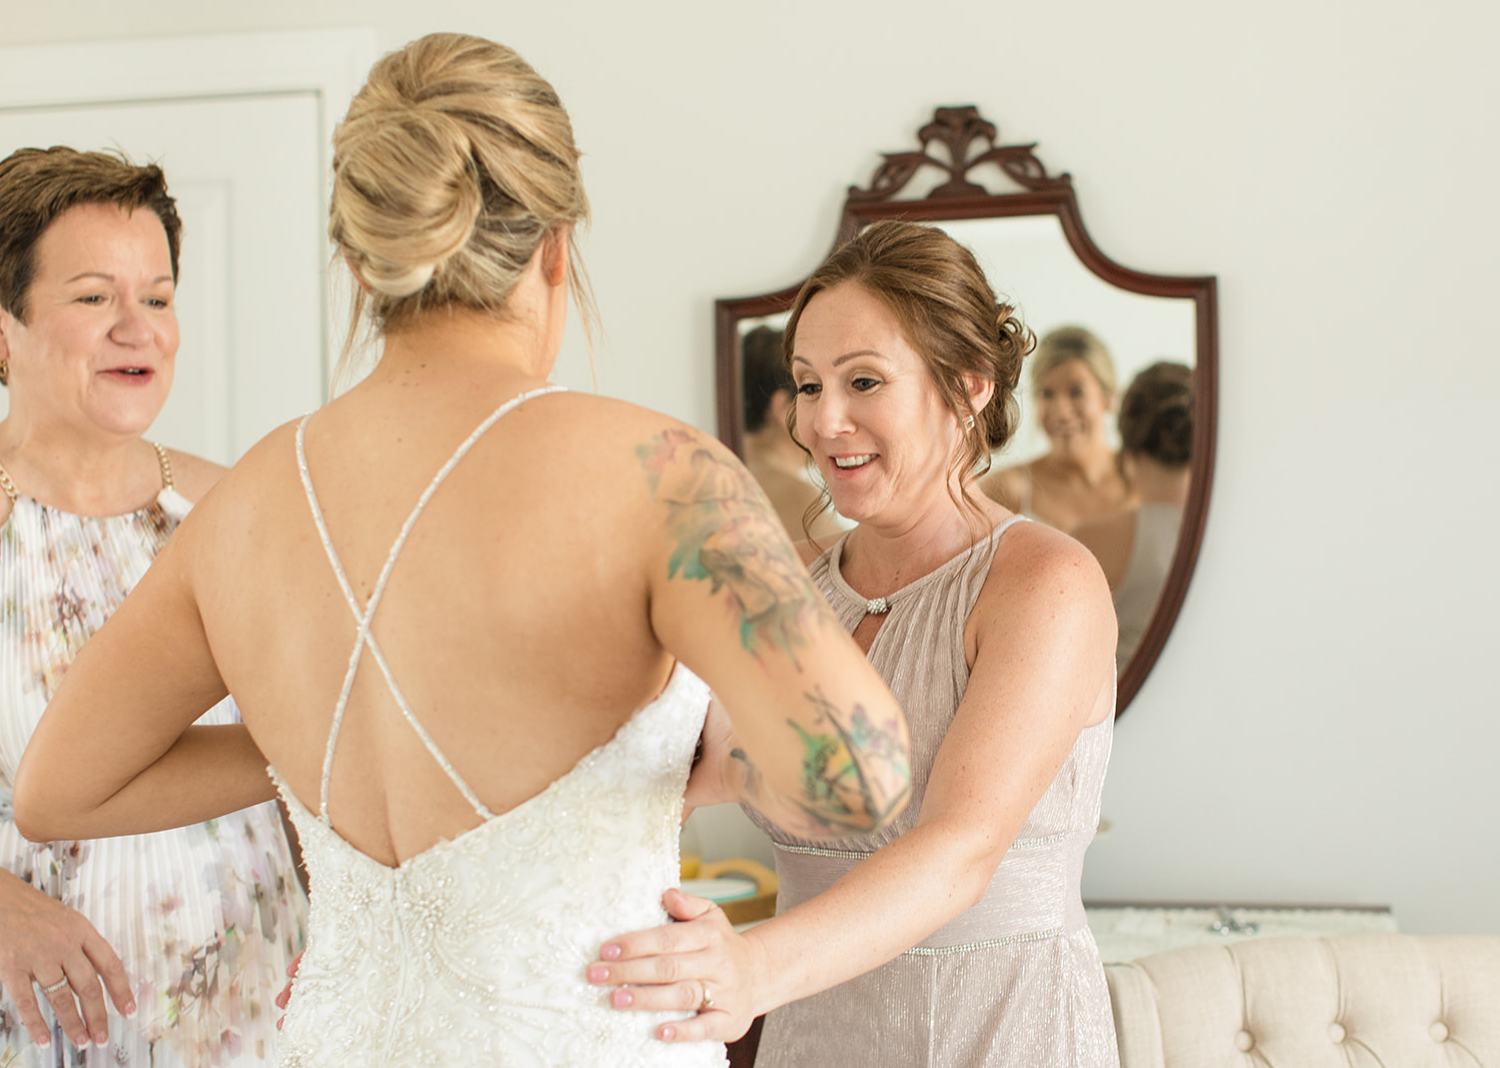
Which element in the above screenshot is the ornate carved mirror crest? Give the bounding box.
[715,107,1217,713]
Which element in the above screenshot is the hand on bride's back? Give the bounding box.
[588,888,764,1044]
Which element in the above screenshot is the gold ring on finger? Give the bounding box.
[698,984,714,1012]
[39,977,70,996]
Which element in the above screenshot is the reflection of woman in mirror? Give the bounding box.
[1073,361,1192,670]
[597,221,1119,1066]
[978,326,1134,531]
[741,325,842,540]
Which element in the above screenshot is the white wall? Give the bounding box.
[8,0,1497,935]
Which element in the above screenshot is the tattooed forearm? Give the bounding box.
[639,429,831,662]
[789,688,911,834]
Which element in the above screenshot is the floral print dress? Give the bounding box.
[0,472,307,1067]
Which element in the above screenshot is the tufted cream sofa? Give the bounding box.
[1105,934,1500,1066]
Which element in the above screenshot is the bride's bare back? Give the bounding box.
[194,353,834,864]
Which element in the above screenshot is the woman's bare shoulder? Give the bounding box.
[171,421,304,527]
[540,393,745,481]
[979,520,1114,629]
[545,392,701,436]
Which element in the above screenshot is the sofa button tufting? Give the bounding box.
[1327,1023,1346,1043]
[1430,1021,1449,1043]
[1235,1030,1254,1052]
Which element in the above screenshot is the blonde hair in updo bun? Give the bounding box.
[330,33,595,380]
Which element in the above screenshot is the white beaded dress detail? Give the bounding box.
[272,387,725,1067]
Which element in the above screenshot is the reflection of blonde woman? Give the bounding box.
[978,326,1134,531]
[1074,362,1193,669]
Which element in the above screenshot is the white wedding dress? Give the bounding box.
[272,387,727,1067]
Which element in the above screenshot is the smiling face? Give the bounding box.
[0,202,178,439]
[790,282,969,528]
[1034,358,1112,457]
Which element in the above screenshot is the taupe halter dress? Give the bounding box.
[747,516,1119,1067]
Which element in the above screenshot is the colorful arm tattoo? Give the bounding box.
[788,687,911,834]
[732,691,911,835]
[639,429,829,663]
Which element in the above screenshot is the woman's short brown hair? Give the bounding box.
[782,220,1034,518]
[0,146,182,324]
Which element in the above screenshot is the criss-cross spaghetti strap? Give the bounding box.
[294,384,567,824]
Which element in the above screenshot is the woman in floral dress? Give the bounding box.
[0,146,306,1066]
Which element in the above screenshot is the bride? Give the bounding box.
[12,33,910,1067]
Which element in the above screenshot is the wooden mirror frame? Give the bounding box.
[714,107,1217,714]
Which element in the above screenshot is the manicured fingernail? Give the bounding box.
[601,944,621,960]
[124,1001,136,1017]
[660,1024,676,1041]
[95,1035,109,1048]
[587,966,608,983]
[36,1033,48,1047]
[611,989,633,1007]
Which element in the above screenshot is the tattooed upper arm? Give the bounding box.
[637,428,834,663]
[639,426,912,836]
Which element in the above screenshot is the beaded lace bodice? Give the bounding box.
[271,388,724,1067]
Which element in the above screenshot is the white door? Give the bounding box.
[0,30,375,464]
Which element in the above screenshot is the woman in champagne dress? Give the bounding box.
[596,222,1120,1066]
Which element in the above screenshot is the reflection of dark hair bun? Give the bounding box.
[1119,361,1193,466]
[742,325,791,432]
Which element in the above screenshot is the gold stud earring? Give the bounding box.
[0,358,8,385]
